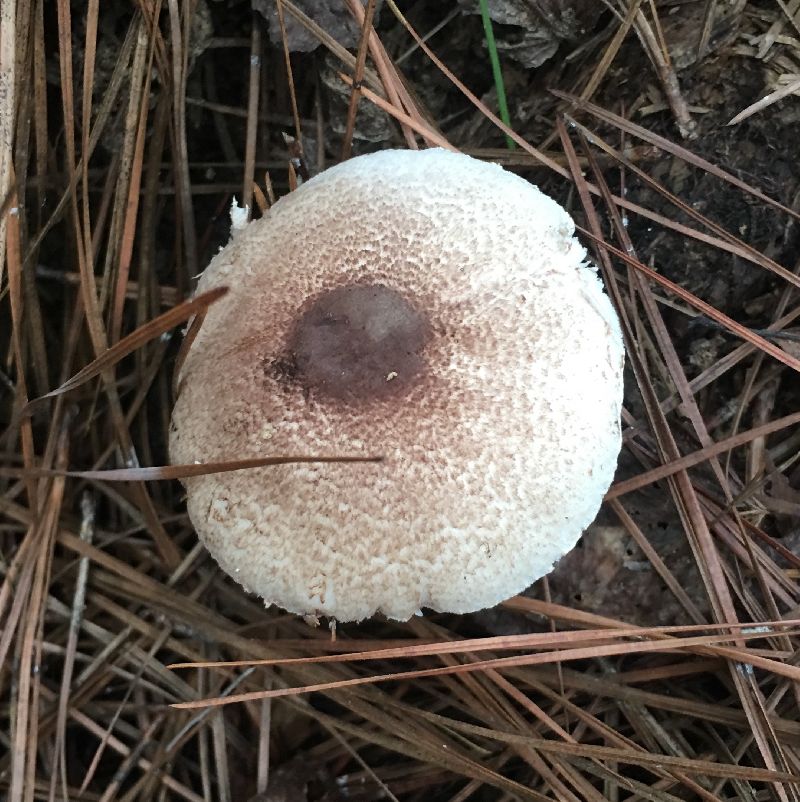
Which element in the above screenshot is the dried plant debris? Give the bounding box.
[546,518,707,629]
[662,0,747,69]
[728,0,800,123]
[247,759,309,801]
[321,54,394,142]
[457,0,602,67]
[253,0,383,52]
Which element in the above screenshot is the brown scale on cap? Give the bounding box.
[276,283,432,404]
[170,148,625,623]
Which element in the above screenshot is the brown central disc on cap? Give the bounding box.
[286,283,431,402]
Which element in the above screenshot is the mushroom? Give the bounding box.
[170,148,624,622]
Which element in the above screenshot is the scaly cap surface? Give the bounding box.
[170,148,624,622]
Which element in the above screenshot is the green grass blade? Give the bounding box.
[478,0,516,149]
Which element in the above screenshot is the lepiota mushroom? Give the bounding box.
[170,148,624,622]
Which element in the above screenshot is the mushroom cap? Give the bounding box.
[170,148,624,622]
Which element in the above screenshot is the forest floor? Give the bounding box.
[1,1,800,800]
